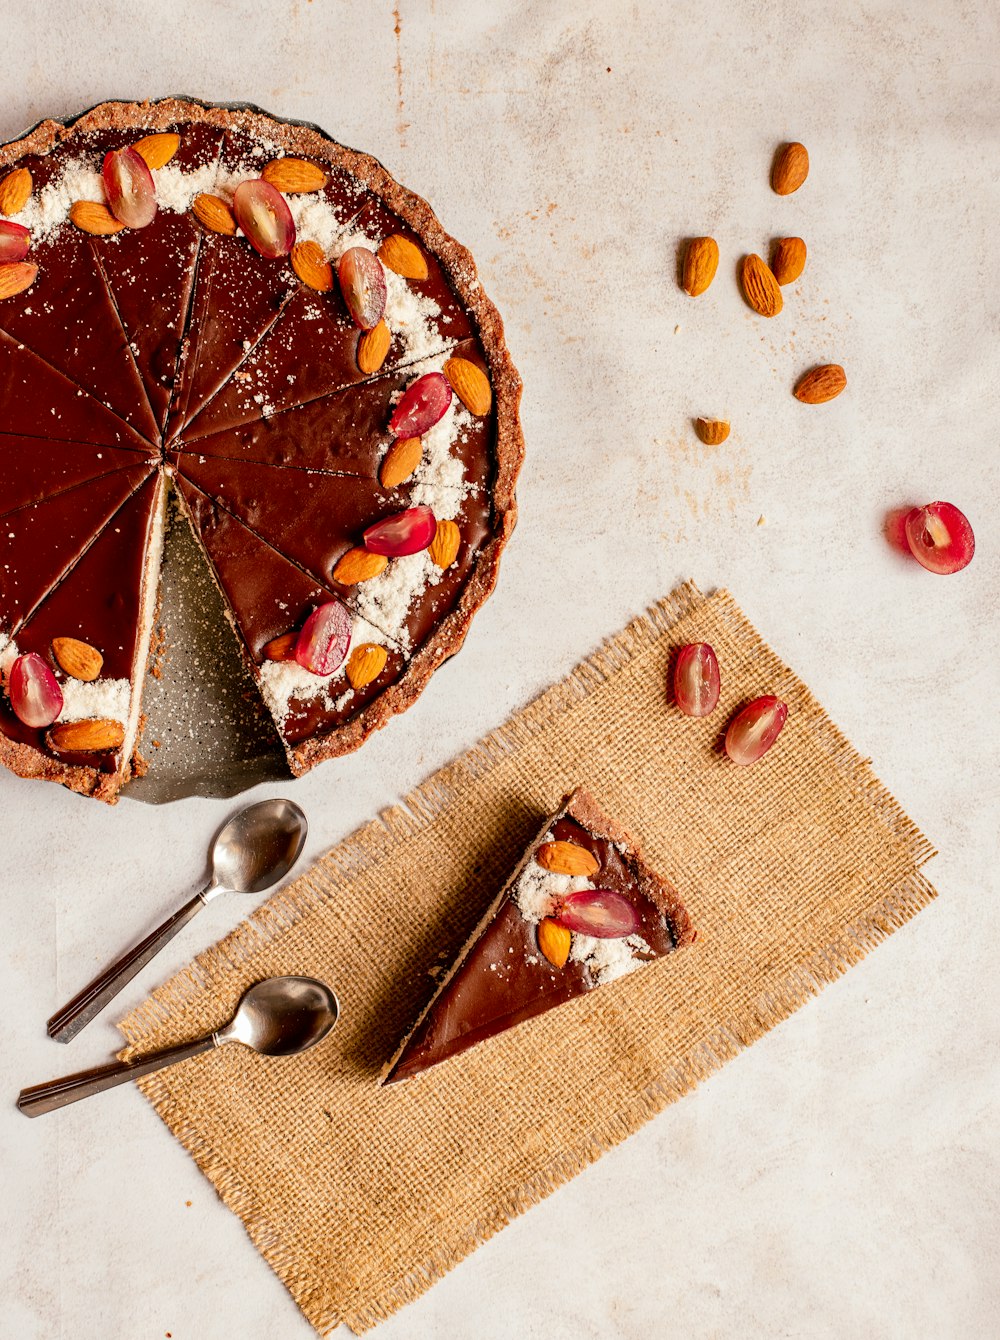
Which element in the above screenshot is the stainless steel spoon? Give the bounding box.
[47,798,308,1044]
[20,975,338,1117]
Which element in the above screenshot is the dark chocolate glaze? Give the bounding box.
[384,816,677,1085]
[0,437,143,518]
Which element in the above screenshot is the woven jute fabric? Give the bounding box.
[119,583,937,1334]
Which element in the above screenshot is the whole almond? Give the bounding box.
[536,840,600,878]
[52,637,103,682]
[263,631,298,662]
[380,436,422,488]
[48,719,125,753]
[0,167,32,216]
[771,236,806,285]
[346,643,388,690]
[261,157,327,193]
[333,547,389,585]
[291,239,333,292]
[794,364,847,404]
[428,519,461,569]
[192,193,237,235]
[377,234,429,281]
[772,141,809,196]
[0,262,37,300]
[694,417,731,445]
[69,200,124,236]
[682,236,719,296]
[444,356,492,415]
[357,319,392,375]
[537,918,572,969]
[133,132,180,170]
[740,254,783,317]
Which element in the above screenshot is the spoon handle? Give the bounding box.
[47,890,209,1044]
[17,1035,219,1117]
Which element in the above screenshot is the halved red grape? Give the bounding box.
[102,148,157,229]
[725,695,788,766]
[232,180,296,259]
[337,247,387,330]
[294,601,352,676]
[8,652,63,728]
[388,372,452,439]
[0,221,30,263]
[674,642,721,717]
[556,889,642,939]
[363,505,437,557]
[904,502,975,575]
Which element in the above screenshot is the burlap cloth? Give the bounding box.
[118,583,937,1334]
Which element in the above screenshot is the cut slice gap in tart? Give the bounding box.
[382,788,695,1085]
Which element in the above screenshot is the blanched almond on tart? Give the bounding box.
[346,643,388,689]
[379,436,422,488]
[537,918,572,969]
[0,167,32,216]
[357,319,391,374]
[536,840,600,877]
[428,519,460,569]
[52,637,103,681]
[133,132,180,170]
[69,200,125,236]
[192,192,237,235]
[333,547,389,584]
[0,262,37,299]
[291,239,333,292]
[261,157,328,193]
[48,718,125,753]
[377,233,428,280]
[444,356,492,415]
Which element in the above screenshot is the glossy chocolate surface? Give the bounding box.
[384,816,677,1085]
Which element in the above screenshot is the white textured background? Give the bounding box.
[2,1,999,1336]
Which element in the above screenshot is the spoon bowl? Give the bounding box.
[209,797,308,897]
[221,976,340,1055]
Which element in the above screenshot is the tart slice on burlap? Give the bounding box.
[382,789,695,1086]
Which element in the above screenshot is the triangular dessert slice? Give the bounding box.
[0,331,154,451]
[0,473,166,798]
[0,436,147,518]
[0,230,160,443]
[382,789,695,1085]
[174,479,409,769]
[0,463,153,632]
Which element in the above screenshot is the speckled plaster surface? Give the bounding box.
[1,1,998,1337]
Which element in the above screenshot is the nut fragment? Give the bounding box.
[793,364,847,404]
[346,643,388,689]
[47,719,125,753]
[0,262,37,300]
[379,436,422,488]
[69,200,125,236]
[263,631,298,661]
[536,840,600,877]
[771,141,810,195]
[192,193,237,235]
[428,518,461,569]
[52,637,103,682]
[771,236,806,285]
[694,417,730,445]
[133,132,180,170]
[333,547,389,585]
[682,236,719,296]
[444,356,492,415]
[0,167,32,216]
[357,319,392,374]
[290,239,333,291]
[377,233,429,280]
[740,254,783,317]
[538,918,572,969]
[261,157,327,193]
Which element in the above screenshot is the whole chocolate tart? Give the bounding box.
[382,789,695,1085]
[0,98,523,801]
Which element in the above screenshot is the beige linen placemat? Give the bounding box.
[119,583,937,1334]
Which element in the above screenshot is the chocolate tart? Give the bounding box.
[0,98,523,801]
[382,789,695,1085]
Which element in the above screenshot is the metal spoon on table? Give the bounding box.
[47,798,308,1044]
[20,975,339,1117]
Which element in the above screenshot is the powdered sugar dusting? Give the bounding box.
[59,677,131,725]
[258,614,390,723]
